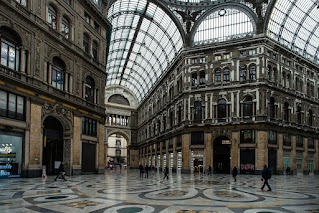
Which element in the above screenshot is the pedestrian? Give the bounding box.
[208,165,212,176]
[163,166,169,179]
[145,165,149,178]
[261,165,272,191]
[139,164,144,178]
[232,166,238,182]
[54,162,66,181]
[199,165,203,176]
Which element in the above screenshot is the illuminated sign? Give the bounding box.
[0,146,12,154]
[222,140,231,145]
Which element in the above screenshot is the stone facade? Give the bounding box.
[0,0,111,177]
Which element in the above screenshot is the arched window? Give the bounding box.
[194,101,202,121]
[283,102,289,121]
[269,97,275,119]
[85,76,95,103]
[192,72,197,87]
[295,77,299,91]
[0,27,21,72]
[243,96,253,117]
[217,99,226,119]
[48,5,57,30]
[83,33,89,54]
[240,65,246,82]
[300,80,303,92]
[215,69,221,83]
[308,110,313,126]
[199,71,205,85]
[92,40,98,60]
[272,67,277,82]
[52,57,65,90]
[296,106,302,124]
[223,67,230,82]
[307,83,310,95]
[249,64,256,80]
[267,65,272,80]
[282,72,285,87]
[61,16,70,39]
[286,74,290,88]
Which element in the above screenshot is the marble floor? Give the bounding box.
[0,170,318,213]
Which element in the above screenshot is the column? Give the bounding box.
[159,142,163,171]
[97,123,105,173]
[64,73,69,92]
[82,81,85,98]
[314,139,319,174]
[20,49,25,73]
[165,139,169,167]
[256,130,268,173]
[172,137,177,172]
[303,137,309,174]
[27,51,31,75]
[277,133,284,174]
[96,89,99,104]
[182,133,190,174]
[48,63,52,84]
[72,115,82,175]
[43,62,47,82]
[69,74,73,93]
[291,135,297,173]
[231,131,240,168]
[205,132,212,170]
[94,88,97,103]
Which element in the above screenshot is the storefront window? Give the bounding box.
[0,90,25,121]
[0,132,23,177]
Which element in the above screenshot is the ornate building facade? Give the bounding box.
[0,0,111,177]
[105,0,319,175]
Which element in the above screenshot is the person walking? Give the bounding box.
[145,165,149,178]
[54,162,66,181]
[232,166,238,182]
[139,164,144,178]
[261,165,272,191]
[208,165,212,176]
[163,166,169,180]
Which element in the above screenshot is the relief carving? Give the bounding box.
[35,31,43,77]
[37,0,41,16]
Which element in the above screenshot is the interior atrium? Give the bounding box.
[0,0,319,179]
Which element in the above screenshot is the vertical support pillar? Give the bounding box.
[231,131,240,168]
[303,137,309,174]
[20,49,25,73]
[72,115,82,175]
[69,74,73,93]
[64,73,69,92]
[256,130,268,174]
[172,136,177,173]
[182,133,190,174]
[291,135,297,174]
[48,63,52,84]
[204,132,212,171]
[82,82,85,98]
[277,133,284,174]
[43,62,47,82]
[27,51,31,75]
[314,139,319,174]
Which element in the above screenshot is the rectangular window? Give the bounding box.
[191,131,204,145]
[240,130,255,143]
[0,90,24,120]
[94,21,100,31]
[1,42,8,66]
[248,49,255,56]
[215,55,222,60]
[84,12,90,24]
[240,50,246,57]
[308,138,314,149]
[16,0,27,7]
[82,117,97,136]
[296,135,303,147]
[223,53,230,59]
[268,131,277,144]
[199,57,205,63]
[116,150,121,156]
[283,133,291,146]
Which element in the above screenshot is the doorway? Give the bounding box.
[82,142,96,173]
[43,116,63,175]
[213,136,231,174]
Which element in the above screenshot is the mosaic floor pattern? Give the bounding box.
[0,170,318,213]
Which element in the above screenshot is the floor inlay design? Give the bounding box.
[0,170,318,212]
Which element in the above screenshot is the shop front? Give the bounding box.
[0,131,23,178]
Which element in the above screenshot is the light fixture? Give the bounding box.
[218,9,226,16]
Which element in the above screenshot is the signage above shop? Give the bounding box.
[222,140,231,145]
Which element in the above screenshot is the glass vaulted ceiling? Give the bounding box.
[106,0,183,102]
[267,0,319,64]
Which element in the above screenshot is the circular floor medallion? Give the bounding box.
[104,205,154,213]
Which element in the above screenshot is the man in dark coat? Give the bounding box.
[261,165,272,191]
[232,166,238,182]
[139,164,144,178]
[145,165,149,178]
[55,162,66,181]
[163,166,169,180]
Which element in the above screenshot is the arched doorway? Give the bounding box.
[213,136,231,174]
[43,116,64,175]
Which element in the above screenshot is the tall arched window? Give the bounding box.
[240,65,246,82]
[295,77,299,91]
[192,72,197,87]
[194,101,202,122]
[282,72,285,87]
[61,16,70,39]
[269,97,275,119]
[199,71,205,85]
[243,96,253,117]
[16,0,27,7]
[223,67,230,82]
[249,64,256,80]
[85,76,95,103]
[272,67,277,82]
[296,106,302,124]
[0,27,21,72]
[92,40,98,60]
[267,65,272,80]
[283,102,289,121]
[308,110,313,126]
[83,33,89,54]
[215,69,221,83]
[300,80,303,92]
[48,5,57,30]
[217,99,226,119]
[286,74,290,88]
[52,57,65,90]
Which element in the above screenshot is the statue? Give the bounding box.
[245,0,268,19]
[175,9,203,33]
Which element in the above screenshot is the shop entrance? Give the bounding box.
[213,136,231,174]
[43,116,64,175]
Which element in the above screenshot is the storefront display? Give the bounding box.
[0,132,23,178]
